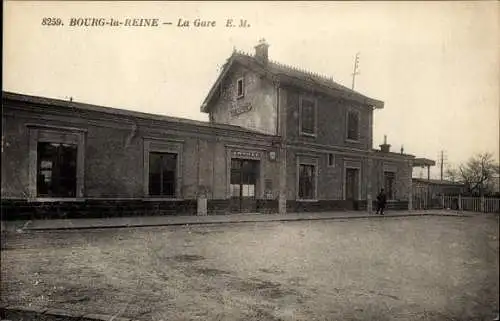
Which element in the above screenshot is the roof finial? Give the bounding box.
[384,135,387,144]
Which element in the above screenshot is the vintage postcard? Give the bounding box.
[2,1,499,321]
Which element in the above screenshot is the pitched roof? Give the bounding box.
[413,158,437,167]
[2,91,277,138]
[412,178,465,186]
[201,50,384,112]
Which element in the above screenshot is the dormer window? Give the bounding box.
[236,78,244,99]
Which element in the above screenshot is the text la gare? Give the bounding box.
[177,18,250,28]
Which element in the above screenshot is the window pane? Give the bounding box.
[242,160,258,184]
[149,152,177,197]
[248,184,255,197]
[301,99,315,134]
[59,145,77,197]
[242,184,249,197]
[149,153,162,196]
[231,159,241,169]
[149,153,162,174]
[37,142,77,197]
[230,170,241,185]
[162,168,175,196]
[348,112,359,140]
[237,79,244,96]
[231,184,241,197]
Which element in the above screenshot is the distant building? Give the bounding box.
[2,40,431,219]
[413,178,466,197]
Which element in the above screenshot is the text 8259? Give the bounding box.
[41,18,63,26]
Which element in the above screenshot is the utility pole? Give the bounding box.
[351,52,360,90]
[440,151,444,181]
[438,150,447,181]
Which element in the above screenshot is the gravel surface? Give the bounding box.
[1,215,498,321]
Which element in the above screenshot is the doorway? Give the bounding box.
[230,159,259,213]
[345,168,360,200]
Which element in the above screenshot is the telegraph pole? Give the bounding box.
[440,151,444,181]
[351,52,360,90]
[438,150,447,181]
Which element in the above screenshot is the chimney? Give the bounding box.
[254,38,269,64]
[380,135,391,153]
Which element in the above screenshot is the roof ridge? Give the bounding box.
[234,50,334,82]
[4,91,278,136]
[269,58,335,83]
[228,48,383,108]
[234,49,253,57]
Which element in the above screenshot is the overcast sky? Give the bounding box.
[4,1,499,178]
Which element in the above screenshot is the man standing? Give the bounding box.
[376,188,387,215]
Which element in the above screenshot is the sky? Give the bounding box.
[3,1,499,179]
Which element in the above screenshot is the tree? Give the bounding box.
[446,152,500,196]
[444,165,460,183]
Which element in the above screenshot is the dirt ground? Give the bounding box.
[1,215,499,321]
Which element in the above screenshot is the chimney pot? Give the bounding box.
[254,38,269,64]
[380,135,391,153]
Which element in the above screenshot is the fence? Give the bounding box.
[441,195,500,213]
[412,196,441,210]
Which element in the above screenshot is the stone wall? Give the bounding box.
[284,85,372,150]
[209,64,278,135]
[2,93,280,218]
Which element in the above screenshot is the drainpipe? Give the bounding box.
[196,137,207,216]
[276,83,287,215]
[408,159,413,210]
[366,108,373,213]
[366,156,373,213]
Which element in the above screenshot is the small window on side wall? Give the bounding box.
[300,97,316,136]
[328,153,335,167]
[347,111,359,141]
[236,78,244,99]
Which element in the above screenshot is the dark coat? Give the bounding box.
[377,191,387,206]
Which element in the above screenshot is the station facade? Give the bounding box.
[1,41,416,219]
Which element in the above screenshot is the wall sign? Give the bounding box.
[231,150,261,159]
[383,163,397,173]
[230,102,252,116]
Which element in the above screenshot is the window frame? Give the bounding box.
[143,138,183,199]
[236,77,245,99]
[299,95,317,137]
[346,109,361,142]
[36,142,78,198]
[327,153,335,168]
[148,152,178,198]
[28,125,86,200]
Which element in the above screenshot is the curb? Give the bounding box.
[15,212,472,232]
[0,306,134,321]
